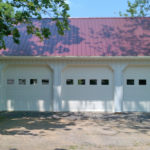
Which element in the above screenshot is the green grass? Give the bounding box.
[69,145,79,150]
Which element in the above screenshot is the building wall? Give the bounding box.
[0,58,150,112]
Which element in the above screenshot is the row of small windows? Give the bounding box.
[7,79,49,85]
[66,79,109,85]
[66,79,147,86]
[7,78,147,86]
[127,79,147,85]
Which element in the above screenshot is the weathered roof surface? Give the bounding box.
[0,17,150,56]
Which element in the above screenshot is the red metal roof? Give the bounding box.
[1,17,150,56]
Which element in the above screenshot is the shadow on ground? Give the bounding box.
[0,111,150,136]
[0,112,77,136]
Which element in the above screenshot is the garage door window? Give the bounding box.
[19,79,26,85]
[66,79,74,85]
[78,79,85,85]
[90,79,97,85]
[101,79,109,85]
[42,79,49,85]
[139,79,146,85]
[30,79,37,85]
[7,79,14,85]
[127,79,134,85]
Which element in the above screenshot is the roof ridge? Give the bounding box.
[31,17,150,19]
[69,17,150,19]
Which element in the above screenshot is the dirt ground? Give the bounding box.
[0,112,150,150]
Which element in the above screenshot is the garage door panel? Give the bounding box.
[62,100,113,112]
[124,87,150,100]
[5,91,51,111]
[3,65,52,111]
[62,66,114,112]
[123,66,150,112]
[64,86,113,100]
[123,100,150,112]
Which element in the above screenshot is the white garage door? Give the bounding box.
[3,65,52,111]
[123,66,150,112]
[62,65,114,112]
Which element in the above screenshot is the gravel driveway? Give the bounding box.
[0,112,150,150]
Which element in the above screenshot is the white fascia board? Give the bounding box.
[0,56,150,60]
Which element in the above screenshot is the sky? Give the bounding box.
[67,0,131,17]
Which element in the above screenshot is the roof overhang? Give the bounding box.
[1,56,150,61]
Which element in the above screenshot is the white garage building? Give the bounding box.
[0,17,150,112]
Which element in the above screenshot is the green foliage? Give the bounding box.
[0,0,70,49]
[122,0,150,17]
[12,28,20,44]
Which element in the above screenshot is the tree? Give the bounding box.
[120,0,150,17]
[0,0,70,49]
